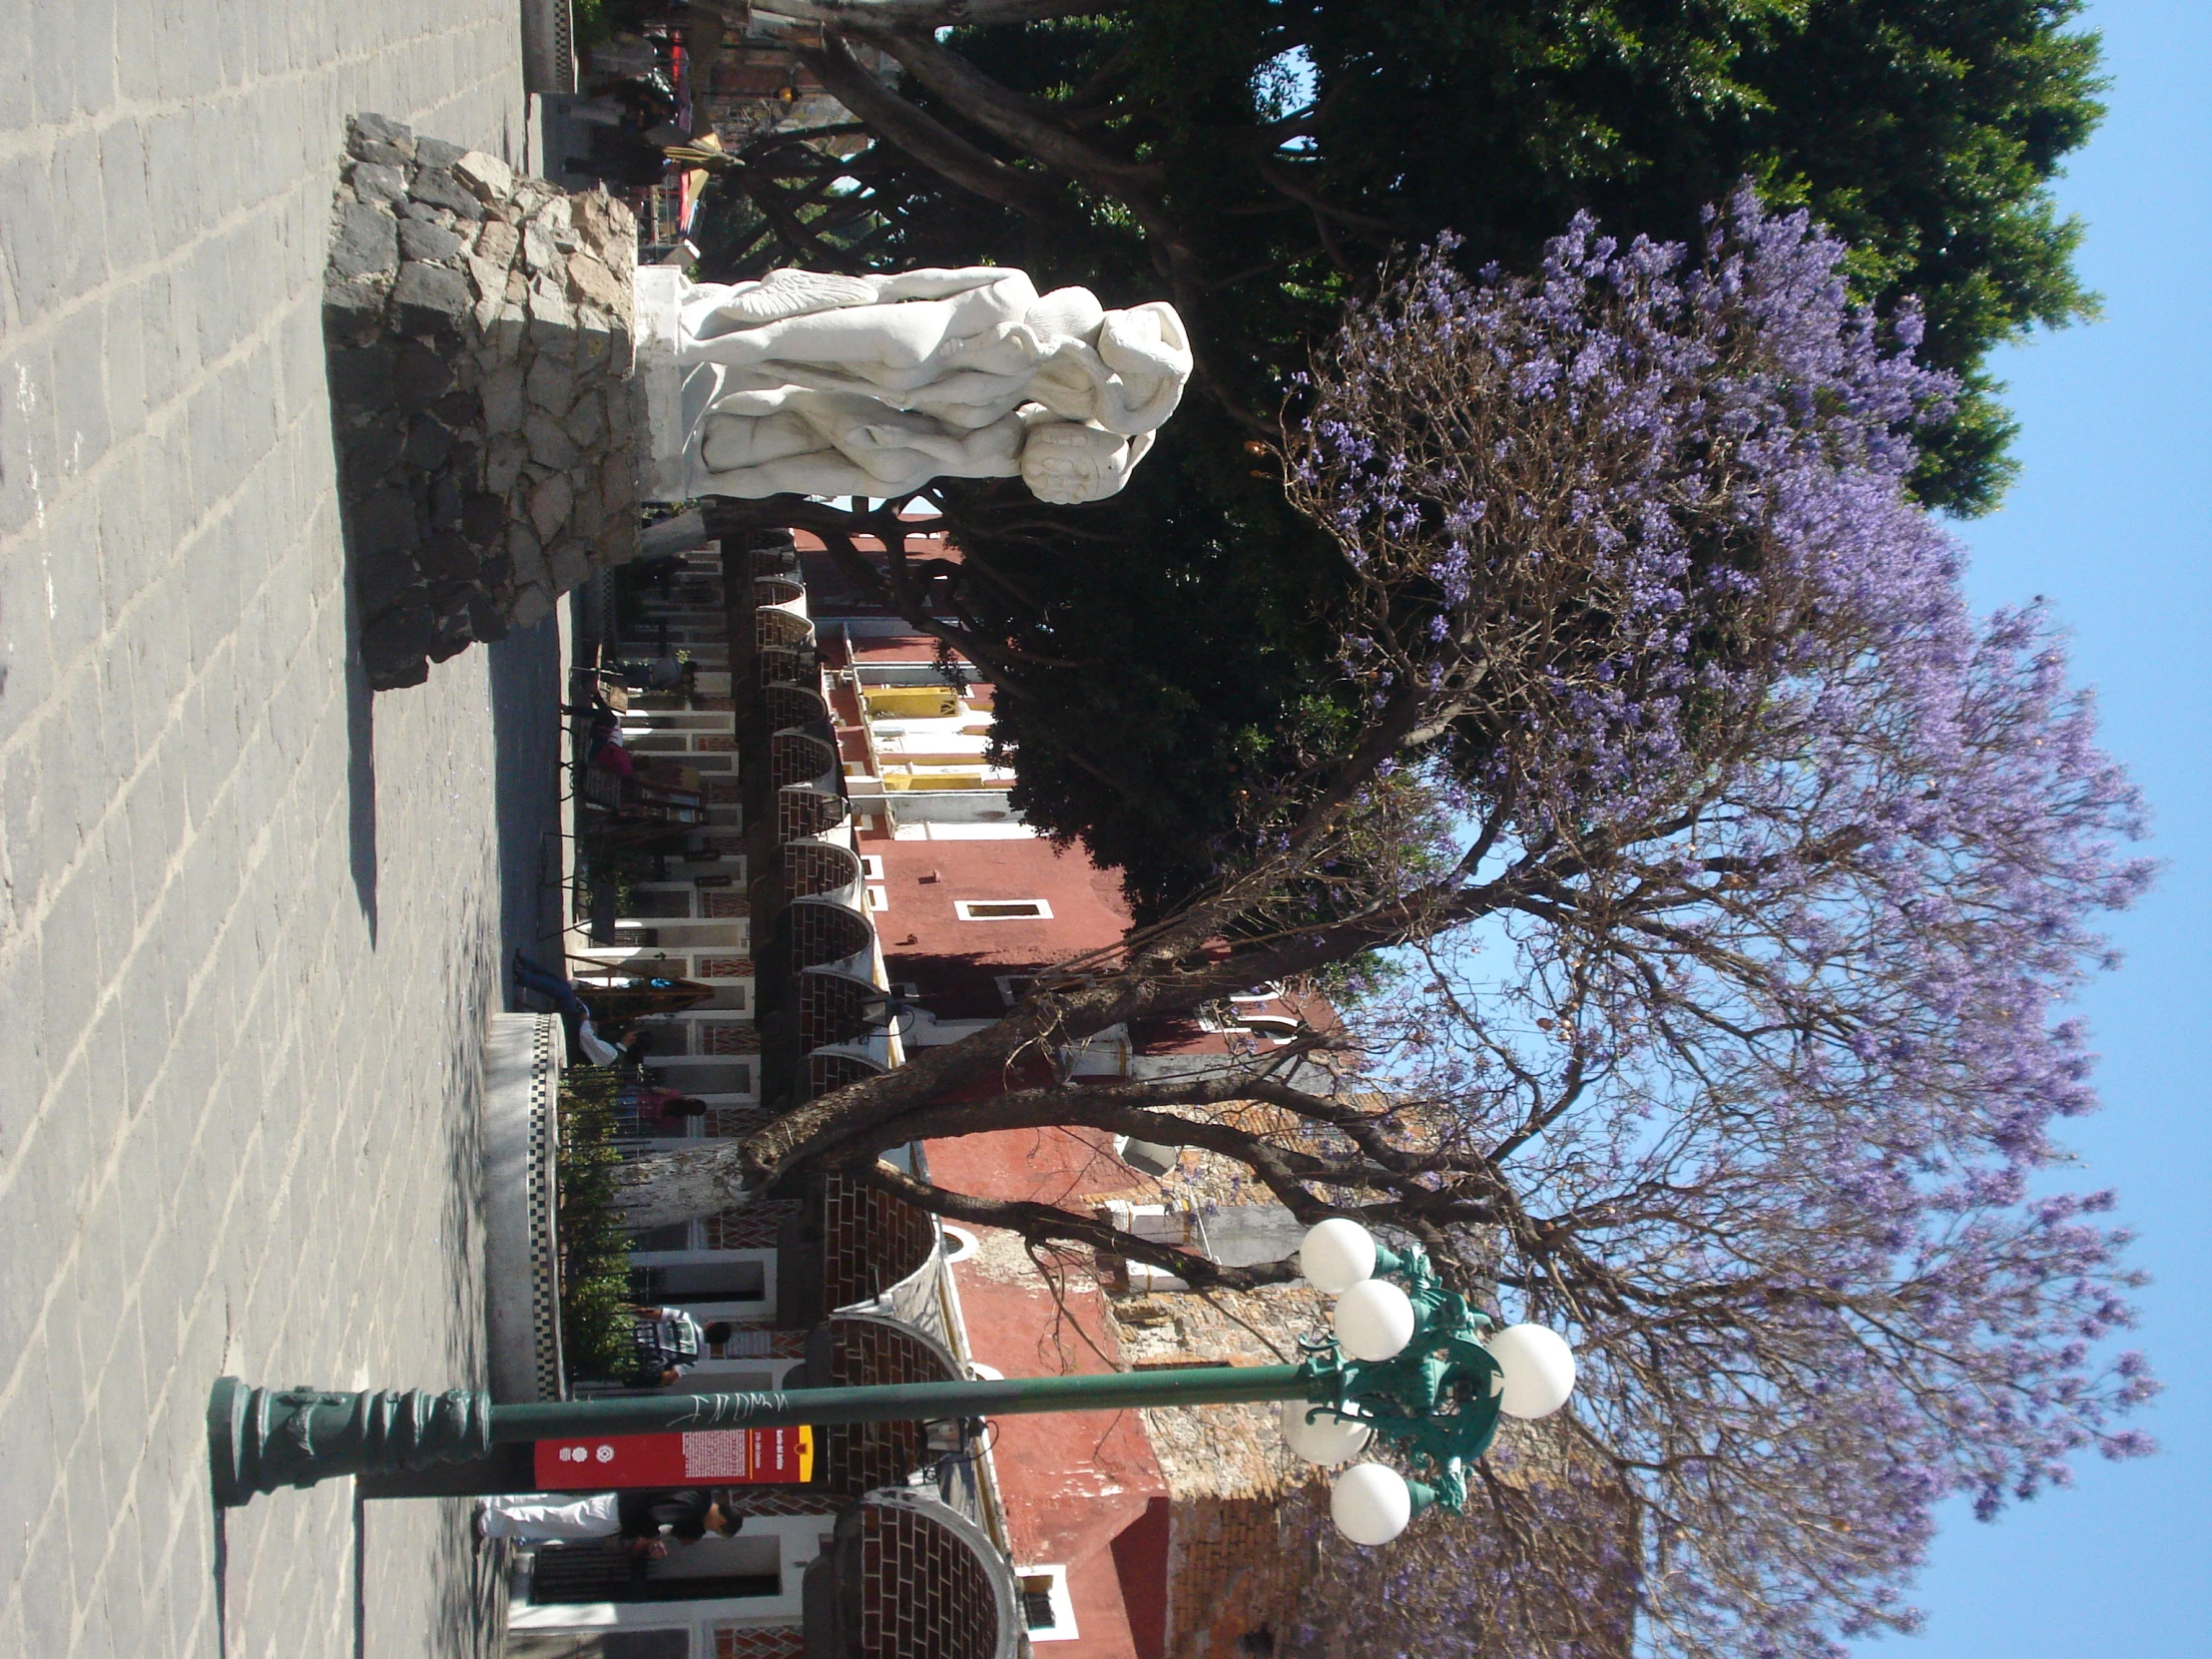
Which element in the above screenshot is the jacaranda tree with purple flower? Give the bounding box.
[619,195,2156,1658]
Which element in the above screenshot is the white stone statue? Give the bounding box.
[632,265,1190,503]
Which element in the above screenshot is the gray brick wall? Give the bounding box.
[0,6,529,1655]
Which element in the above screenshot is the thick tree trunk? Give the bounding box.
[607,1143,758,1224]
[605,869,1513,1230]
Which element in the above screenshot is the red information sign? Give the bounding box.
[535,1425,815,1489]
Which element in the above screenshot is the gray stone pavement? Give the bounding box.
[0,7,551,1656]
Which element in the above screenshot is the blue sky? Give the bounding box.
[1854,2,2212,1651]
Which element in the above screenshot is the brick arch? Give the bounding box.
[748,539,801,578]
[771,730,837,792]
[816,1314,965,1499]
[757,604,814,651]
[787,896,873,969]
[853,1497,1005,1659]
[714,1627,805,1659]
[820,1176,937,1310]
[808,1491,1016,1659]
[807,1048,884,1102]
[779,787,848,842]
[754,575,806,608]
[787,840,861,903]
[759,644,814,688]
[801,970,877,1049]
[766,681,829,731]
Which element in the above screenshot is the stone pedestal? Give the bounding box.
[633,264,727,503]
[323,113,644,689]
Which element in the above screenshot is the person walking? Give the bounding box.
[476,1487,743,1546]
[474,1490,622,1543]
[622,1084,709,1132]
[627,1306,738,1388]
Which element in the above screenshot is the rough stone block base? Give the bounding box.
[324,113,644,689]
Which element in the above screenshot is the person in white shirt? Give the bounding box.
[576,1017,638,1067]
[514,950,650,1068]
[475,1488,742,1547]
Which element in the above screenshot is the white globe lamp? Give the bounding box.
[1333,1278,1416,1361]
[1487,1324,1577,1418]
[1331,1462,1414,1545]
[1279,1400,1374,1466]
[1299,1218,1379,1295]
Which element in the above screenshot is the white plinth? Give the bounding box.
[632,264,725,502]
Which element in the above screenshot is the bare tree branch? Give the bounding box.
[794,34,1064,222]
[852,1160,1300,1292]
[748,0,1119,26]
[850,24,1160,192]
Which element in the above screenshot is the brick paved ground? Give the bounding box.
[0,7,537,1656]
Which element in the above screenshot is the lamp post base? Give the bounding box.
[208,1379,497,1507]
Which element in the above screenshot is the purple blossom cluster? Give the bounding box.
[1284,197,2160,1658]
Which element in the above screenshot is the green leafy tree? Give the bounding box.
[695,0,2104,904]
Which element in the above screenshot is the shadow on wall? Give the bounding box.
[320,113,641,691]
[344,524,378,941]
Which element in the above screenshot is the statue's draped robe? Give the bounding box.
[666,268,1190,501]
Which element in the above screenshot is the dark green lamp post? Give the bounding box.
[209,1221,1575,1544]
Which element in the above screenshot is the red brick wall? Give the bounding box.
[702,1200,796,1251]
[1168,1491,1324,1659]
[1108,1285,1334,1657]
[787,840,859,899]
[780,787,846,841]
[760,608,813,652]
[858,1502,999,1659]
[790,899,870,969]
[821,1319,958,1498]
[767,684,825,729]
[703,1105,772,1139]
[773,731,834,790]
[821,1176,935,1308]
[702,1021,762,1055]
[801,972,872,1048]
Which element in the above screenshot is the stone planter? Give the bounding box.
[483,1012,567,1403]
